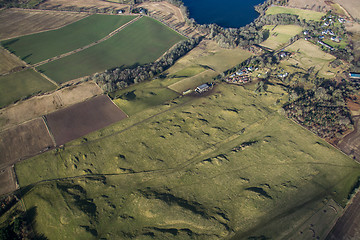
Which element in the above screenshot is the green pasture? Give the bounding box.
[170,65,207,78]
[15,83,360,239]
[111,79,180,116]
[260,25,303,50]
[0,69,56,108]
[168,69,218,93]
[195,48,252,73]
[36,17,186,84]
[283,39,342,79]
[110,65,210,116]
[266,6,325,21]
[1,14,136,64]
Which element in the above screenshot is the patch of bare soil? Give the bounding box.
[0,118,54,170]
[0,8,88,40]
[0,81,103,131]
[0,167,17,196]
[38,0,130,12]
[287,0,330,12]
[138,1,201,38]
[45,95,127,146]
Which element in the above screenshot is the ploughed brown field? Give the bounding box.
[326,191,360,240]
[0,81,103,131]
[0,118,54,169]
[338,116,360,161]
[44,95,127,146]
[0,8,88,40]
[0,168,17,196]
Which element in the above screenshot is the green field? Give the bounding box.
[266,6,325,21]
[323,38,348,49]
[282,39,343,79]
[1,14,136,64]
[260,25,303,50]
[111,79,180,116]
[168,69,218,93]
[15,83,360,239]
[0,69,56,108]
[36,17,186,84]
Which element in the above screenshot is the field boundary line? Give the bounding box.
[41,116,57,147]
[33,67,59,87]
[286,116,357,161]
[106,94,129,118]
[11,165,19,192]
[32,15,142,68]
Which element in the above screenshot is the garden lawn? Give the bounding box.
[36,17,186,84]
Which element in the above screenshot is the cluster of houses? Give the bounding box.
[303,13,346,50]
[225,67,253,85]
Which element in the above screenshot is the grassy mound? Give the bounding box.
[16,83,360,239]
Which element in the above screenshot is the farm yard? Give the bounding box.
[36,16,186,83]
[14,83,360,239]
[1,14,136,64]
[0,8,88,40]
[44,95,127,146]
[260,25,303,50]
[266,6,326,21]
[0,69,56,108]
[0,81,103,131]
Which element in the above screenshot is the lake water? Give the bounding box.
[182,0,265,28]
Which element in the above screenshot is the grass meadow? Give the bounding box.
[36,17,186,84]
[15,83,360,239]
[260,25,303,50]
[266,6,325,21]
[283,39,343,79]
[0,69,56,108]
[1,14,136,64]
